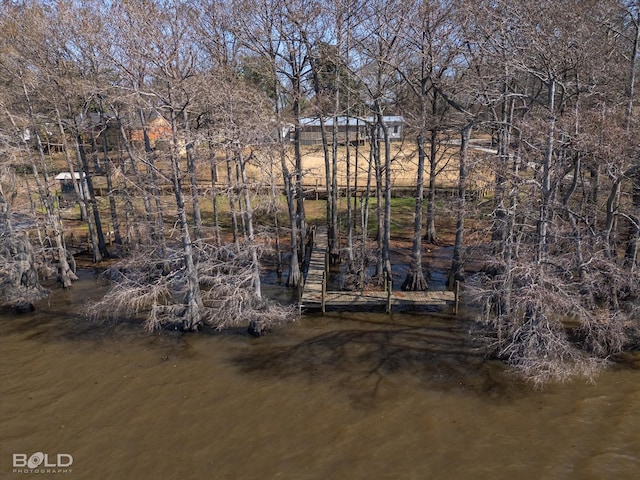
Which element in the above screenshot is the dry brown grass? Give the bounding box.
[18,138,495,196]
[242,142,494,189]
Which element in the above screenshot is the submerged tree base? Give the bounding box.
[0,232,48,309]
[401,271,428,291]
[87,241,297,333]
[472,257,640,388]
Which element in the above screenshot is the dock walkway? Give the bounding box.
[300,226,458,313]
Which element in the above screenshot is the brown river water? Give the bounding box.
[1,270,639,480]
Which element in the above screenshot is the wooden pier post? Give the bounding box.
[321,271,326,313]
[385,271,392,314]
[325,246,330,278]
[454,280,460,315]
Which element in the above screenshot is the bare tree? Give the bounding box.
[0,157,48,310]
[466,0,640,385]
[89,240,295,333]
[396,0,463,289]
[622,1,640,269]
[231,0,308,288]
[353,0,407,283]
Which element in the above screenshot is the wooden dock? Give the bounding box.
[300,226,458,313]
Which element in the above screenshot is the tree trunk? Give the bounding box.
[272,72,301,288]
[625,173,639,270]
[284,165,302,288]
[624,11,639,268]
[234,158,248,239]
[402,130,428,291]
[116,114,158,246]
[210,154,221,245]
[54,105,89,223]
[183,111,202,240]
[292,68,305,265]
[123,192,138,248]
[76,134,109,261]
[377,108,393,279]
[268,153,283,281]
[604,176,623,259]
[238,149,261,298]
[626,9,639,131]
[225,148,240,250]
[330,108,339,266]
[563,153,587,278]
[424,127,438,244]
[536,77,556,264]
[169,105,203,331]
[492,81,514,255]
[0,179,10,234]
[353,117,361,253]
[71,135,101,262]
[98,101,123,252]
[16,88,77,288]
[372,125,384,279]
[102,156,121,252]
[138,108,166,253]
[449,122,472,287]
[319,116,336,263]
[360,134,375,290]
[345,119,354,263]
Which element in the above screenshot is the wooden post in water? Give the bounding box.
[386,270,392,314]
[325,248,329,275]
[323,246,329,314]
[454,280,460,315]
[321,271,326,313]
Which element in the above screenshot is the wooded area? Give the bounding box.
[0,0,638,386]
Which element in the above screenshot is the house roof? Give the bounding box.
[55,172,84,181]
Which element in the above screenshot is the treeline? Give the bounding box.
[0,0,638,384]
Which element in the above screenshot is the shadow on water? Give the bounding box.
[0,269,195,361]
[0,268,291,365]
[1,305,197,363]
[232,312,530,409]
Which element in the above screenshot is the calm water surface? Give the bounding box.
[1,272,639,479]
